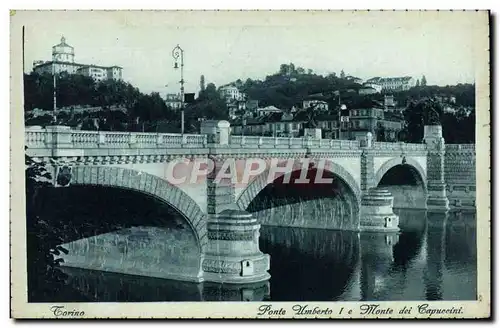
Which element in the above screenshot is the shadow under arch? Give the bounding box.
[67,165,208,251]
[374,158,427,209]
[374,157,427,189]
[236,160,361,230]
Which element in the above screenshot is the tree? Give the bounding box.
[421,75,427,87]
[279,64,289,76]
[340,70,346,79]
[200,75,205,93]
[415,79,420,87]
[401,98,443,143]
[402,100,425,143]
[377,124,387,141]
[26,150,70,301]
[185,83,228,130]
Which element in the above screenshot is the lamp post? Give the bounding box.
[52,63,57,123]
[337,93,341,139]
[172,45,185,135]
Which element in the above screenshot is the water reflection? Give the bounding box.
[37,207,476,302]
[259,226,359,301]
[60,267,270,302]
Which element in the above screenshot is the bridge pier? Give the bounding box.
[203,209,270,284]
[424,125,450,213]
[202,121,270,284]
[359,132,400,232]
[359,188,400,232]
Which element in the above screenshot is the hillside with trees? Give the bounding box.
[24,65,476,142]
[238,63,363,110]
[24,72,177,131]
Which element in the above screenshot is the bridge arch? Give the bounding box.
[68,165,208,251]
[236,159,361,215]
[374,157,427,188]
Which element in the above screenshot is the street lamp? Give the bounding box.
[339,104,348,140]
[172,45,185,135]
[52,63,57,123]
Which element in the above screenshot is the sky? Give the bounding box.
[18,10,486,96]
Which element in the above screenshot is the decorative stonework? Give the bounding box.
[202,259,241,274]
[360,188,400,232]
[444,145,476,210]
[360,151,374,191]
[207,230,255,241]
[203,209,271,283]
[424,125,450,211]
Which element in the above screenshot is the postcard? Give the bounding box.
[10,10,490,319]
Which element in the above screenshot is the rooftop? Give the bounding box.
[368,76,413,83]
[52,36,74,49]
[33,61,123,70]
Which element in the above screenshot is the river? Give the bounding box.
[36,208,475,302]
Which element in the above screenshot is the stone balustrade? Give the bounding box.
[229,135,360,149]
[25,126,208,149]
[445,144,475,151]
[373,141,427,152]
[26,126,434,153]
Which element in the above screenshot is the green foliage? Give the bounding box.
[185,83,228,128]
[239,64,361,110]
[26,149,71,301]
[389,83,475,107]
[421,75,427,87]
[24,72,183,131]
[377,124,387,142]
[402,99,440,143]
[401,97,474,143]
[24,72,143,111]
[441,109,475,144]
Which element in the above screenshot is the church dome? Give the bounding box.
[52,36,75,63]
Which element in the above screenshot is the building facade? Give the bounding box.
[367,76,416,92]
[220,85,245,102]
[303,99,329,111]
[345,76,364,85]
[32,36,123,81]
[344,106,403,141]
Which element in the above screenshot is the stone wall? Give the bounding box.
[58,226,203,283]
[444,144,476,209]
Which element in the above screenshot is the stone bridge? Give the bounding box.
[24,122,475,284]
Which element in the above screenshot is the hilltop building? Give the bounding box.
[367,76,416,92]
[345,76,364,84]
[32,36,123,82]
[219,85,245,102]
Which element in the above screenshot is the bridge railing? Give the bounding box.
[26,126,429,152]
[445,144,475,151]
[25,127,208,149]
[229,135,360,149]
[25,127,48,148]
[373,141,427,152]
